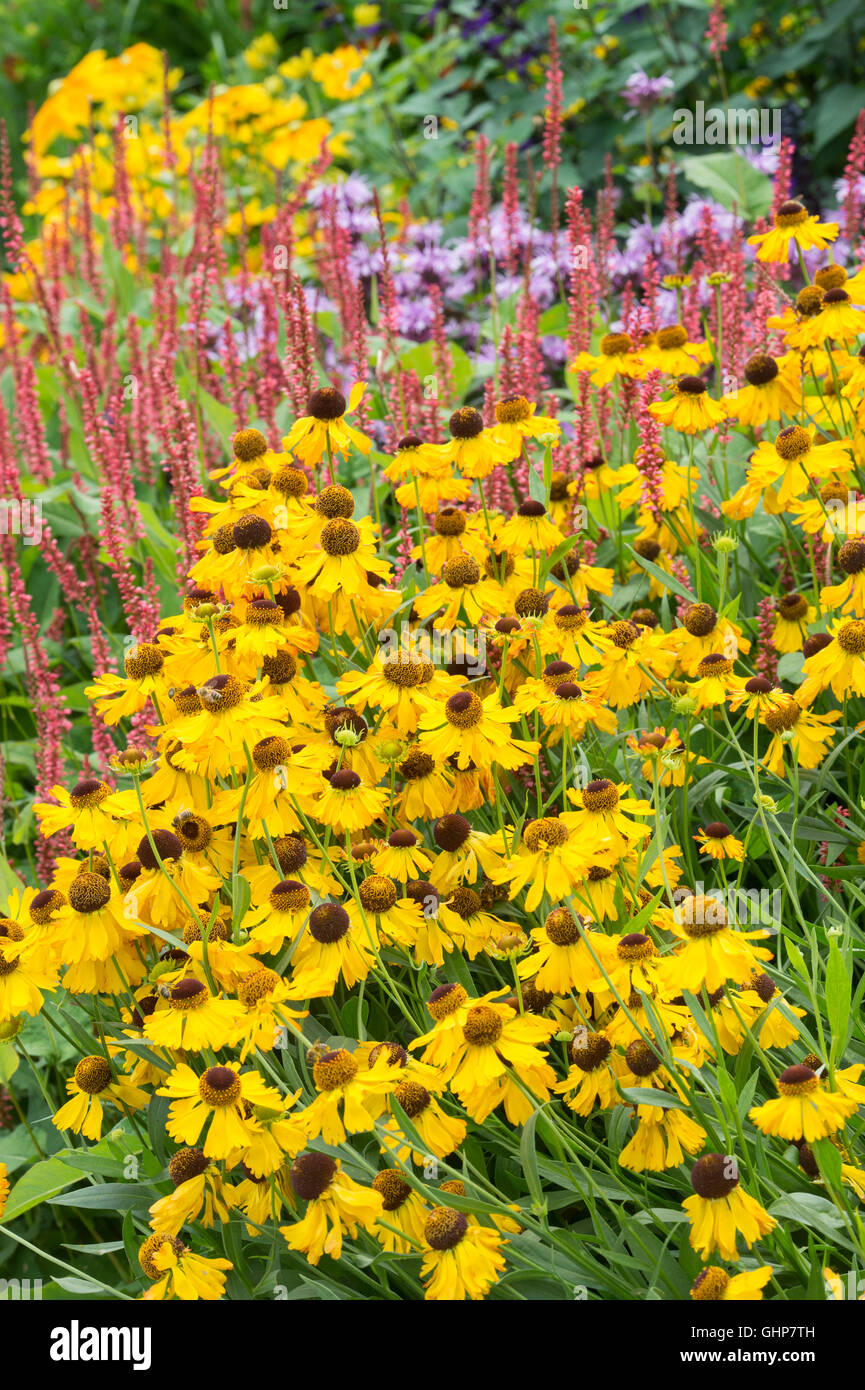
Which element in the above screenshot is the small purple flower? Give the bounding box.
[622,68,674,115]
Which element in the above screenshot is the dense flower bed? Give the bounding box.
[1,17,865,1304]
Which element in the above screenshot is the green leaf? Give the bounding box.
[825,939,852,1059]
[680,152,772,219]
[49,1182,152,1212]
[628,547,696,605]
[619,1088,688,1110]
[812,1138,844,1192]
[519,1110,546,1216]
[3,1157,82,1220]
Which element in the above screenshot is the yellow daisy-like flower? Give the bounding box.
[301,1047,403,1146]
[371,1169,430,1254]
[148,1148,237,1236]
[694,820,744,861]
[417,689,538,772]
[749,1065,858,1141]
[723,352,801,427]
[491,394,560,461]
[772,591,816,651]
[282,382,371,466]
[432,406,511,480]
[489,815,591,913]
[139,1232,232,1301]
[143,978,242,1052]
[571,331,644,386]
[553,1030,624,1117]
[563,778,653,857]
[747,199,839,264]
[420,1206,507,1301]
[52,1055,149,1140]
[690,1266,773,1301]
[280,1151,383,1266]
[649,375,728,434]
[661,893,770,994]
[683,1153,776,1261]
[798,618,865,701]
[158,1062,282,1159]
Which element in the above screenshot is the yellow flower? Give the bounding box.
[683,1154,776,1261]
[690,1266,773,1300]
[747,199,839,264]
[749,1065,858,1141]
[53,1055,149,1140]
[283,383,371,465]
[139,1232,232,1301]
[280,1152,383,1265]
[649,376,728,434]
[420,1206,506,1300]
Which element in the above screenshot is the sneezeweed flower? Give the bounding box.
[490,815,590,913]
[563,779,653,857]
[642,323,711,376]
[289,901,375,996]
[381,1074,467,1164]
[772,591,816,651]
[280,1151,383,1266]
[413,553,500,630]
[798,287,865,347]
[688,652,739,711]
[747,199,839,263]
[301,1047,403,1145]
[671,601,750,675]
[683,1153,776,1261]
[649,375,728,434]
[694,821,745,862]
[143,977,243,1052]
[799,619,865,701]
[371,1169,429,1253]
[372,827,432,882]
[428,995,556,1125]
[283,383,371,465]
[52,1055,149,1140]
[749,1065,858,1141]
[496,500,564,554]
[723,352,801,427]
[33,778,139,856]
[662,893,771,994]
[138,1232,232,1302]
[433,406,510,479]
[553,1030,623,1116]
[491,395,561,460]
[420,1206,506,1301]
[159,1062,281,1158]
[85,642,168,724]
[734,973,805,1050]
[618,1045,706,1174]
[0,928,59,1020]
[571,331,643,386]
[417,689,539,771]
[759,693,839,779]
[690,1266,773,1301]
[723,425,852,519]
[821,538,865,617]
[313,768,388,832]
[427,813,501,892]
[517,907,615,995]
[338,650,459,735]
[148,1148,237,1236]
